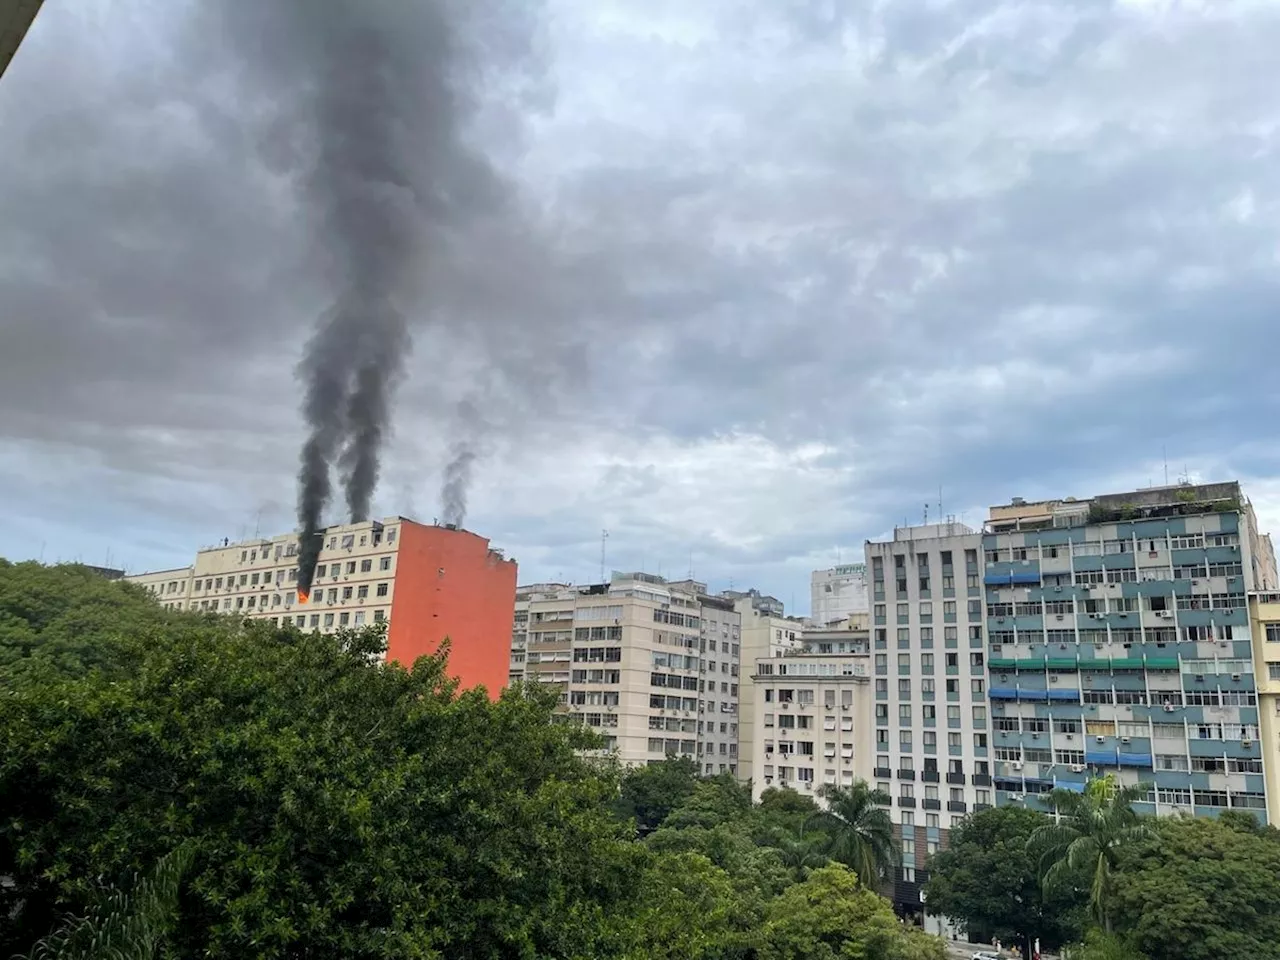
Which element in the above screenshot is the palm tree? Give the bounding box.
[773,824,831,880]
[23,843,194,960]
[806,780,897,888]
[1029,775,1152,933]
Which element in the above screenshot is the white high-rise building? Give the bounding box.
[811,563,870,626]
[865,521,988,927]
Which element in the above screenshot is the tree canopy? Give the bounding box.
[1110,815,1280,960]
[0,563,946,960]
[922,805,1084,950]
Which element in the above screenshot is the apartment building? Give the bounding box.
[510,573,743,770]
[127,518,517,694]
[749,634,873,796]
[982,482,1276,823]
[735,591,806,784]
[866,521,989,923]
[811,563,870,627]
[1248,591,1280,825]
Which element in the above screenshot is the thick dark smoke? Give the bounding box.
[441,444,477,527]
[205,0,532,597]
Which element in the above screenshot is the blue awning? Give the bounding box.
[1047,689,1081,701]
[990,688,1018,700]
[1118,753,1153,768]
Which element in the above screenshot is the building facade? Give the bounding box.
[735,593,806,785]
[1248,591,1280,825]
[982,482,1273,823]
[866,522,989,924]
[811,563,871,626]
[127,519,517,695]
[749,637,873,799]
[509,573,743,770]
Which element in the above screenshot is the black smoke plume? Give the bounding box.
[202,0,548,597]
[441,444,477,527]
[208,0,521,598]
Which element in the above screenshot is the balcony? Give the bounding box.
[897,796,917,808]
[897,769,916,781]
[947,800,968,812]
[971,774,992,787]
[874,766,891,779]
[921,770,940,783]
[922,798,941,810]
[946,772,966,785]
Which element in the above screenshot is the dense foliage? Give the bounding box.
[926,778,1280,960]
[922,806,1085,950]
[0,562,932,960]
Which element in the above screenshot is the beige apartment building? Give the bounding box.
[749,632,873,799]
[1249,591,1280,826]
[510,573,743,771]
[734,590,806,784]
[128,519,406,629]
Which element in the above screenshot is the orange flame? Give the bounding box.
[297,589,309,605]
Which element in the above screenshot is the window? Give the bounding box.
[360,559,372,573]
[380,556,392,571]
[316,564,327,577]
[921,653,934,671]
[898,654,911,670]
[376,582,389,597]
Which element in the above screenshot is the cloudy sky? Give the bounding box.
[2,0,1279,615]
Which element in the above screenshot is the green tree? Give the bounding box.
[0,561,170,678]
[1108,815,1280,960]
[806,781,897,889]
[756,865,945,960]
[609,850,755,960]
[1029,776,1151,933]
[923,806,1084,950]
[771,826,830,880]
[22,844,194,960]
[661,775,754,830]
[613,756,701,834]
[1065,929,1148,960]
[0,579,635,959]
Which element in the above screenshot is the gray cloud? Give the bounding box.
[4,0,1280,612]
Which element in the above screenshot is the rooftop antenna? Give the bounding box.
[688,550,694,580]
[1163,446,1169,487]
[923,503,929,525]
[600,529,608,584]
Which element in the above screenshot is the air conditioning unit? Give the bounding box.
[1096,735,1106,743]
[1242,739,1254,748]
[1157,610,1172,619]
[1056,614,1065,621]
[1232,673,1242,681]
[1163,704,1176,713]
[1012,761,1024,771]
[1065,733,1075,741]
[1070,764,1086,773]
[1121,736,1131,744]
[1000,731,1008,738]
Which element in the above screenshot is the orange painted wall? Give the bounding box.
[387,522,517,699]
